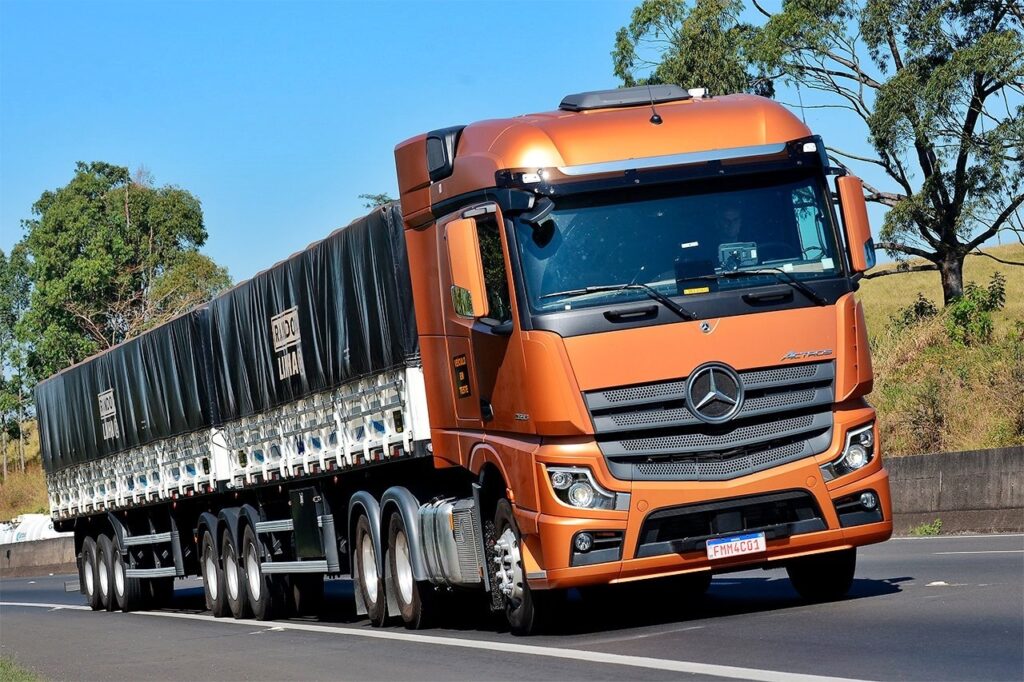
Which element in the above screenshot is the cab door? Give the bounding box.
[438,203,531,435]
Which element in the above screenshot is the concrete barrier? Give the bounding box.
[888,446,1024,534]
[0,536,76,578]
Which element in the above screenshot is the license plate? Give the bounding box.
[706,532,766,560]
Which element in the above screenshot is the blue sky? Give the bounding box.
[1,0,893,282]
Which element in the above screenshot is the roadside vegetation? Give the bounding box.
[0,656,43,682]
[0,424,46,521]
[860,244,1024,456]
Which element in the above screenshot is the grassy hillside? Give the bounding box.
[0,423,47,521]
[859,243,1024,456]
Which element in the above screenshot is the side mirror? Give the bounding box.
[835,175,876,273]
[445,217,488,318]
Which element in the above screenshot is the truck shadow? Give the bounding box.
[168,574,907,636]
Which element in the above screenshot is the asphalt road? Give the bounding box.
[1,534,1021,682]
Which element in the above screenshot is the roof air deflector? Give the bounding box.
[559,85,692,112]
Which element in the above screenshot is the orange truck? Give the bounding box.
[39,85,891,635]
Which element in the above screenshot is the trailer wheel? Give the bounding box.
[387,512,433,629]
[291,575,324,617]
[96,534,117,611]
[81,537,102,611]
[113,536,146,612]
[787,548,856,602]
[354,514,387,627]
[222,529,251,619]
[242,525,286,621]
[200,530,229,617]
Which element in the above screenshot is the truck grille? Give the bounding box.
[584,361,835,481]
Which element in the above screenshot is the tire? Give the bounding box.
[222,529,251,619]
[81,537,102,611]
[201,530,229,617]
[242,525,286,621]
[494,499,556,636]
[354,514,387,627]
[387,512,433,629]
[787,548,857,602]
[149,577,175,609]
[113,536,146,612]
[291,574,324,617]
[96,534,117,611]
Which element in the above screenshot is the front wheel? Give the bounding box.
[786,548,856,602]
[494,499,559,636]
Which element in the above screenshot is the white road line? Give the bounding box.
[892,534,1024,540]
[933,550,1024,555]
[0,601,871,682]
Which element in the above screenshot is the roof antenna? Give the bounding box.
[646,82,663,125]
[795,81,807,125]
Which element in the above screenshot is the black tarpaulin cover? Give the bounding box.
[35,310,213,473]
[36,203,418,473]
[208,203,418,421]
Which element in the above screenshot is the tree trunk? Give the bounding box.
[2,430,7,479]
[939,252,966,305]
[18,386,25,473]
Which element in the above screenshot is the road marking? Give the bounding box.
[933,550,1024,555]
[0,601,871,682]
[892,534,1024,540]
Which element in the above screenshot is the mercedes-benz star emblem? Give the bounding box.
[686,362,745,424]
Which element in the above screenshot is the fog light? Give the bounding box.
[844,444,868,470]
[568,481,596,508]
[550,470,574,490]
[574,532,594,553]
[860,491,878,509]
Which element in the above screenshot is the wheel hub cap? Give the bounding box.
[494,528,524,606]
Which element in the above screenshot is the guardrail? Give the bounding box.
[1,536,76,578]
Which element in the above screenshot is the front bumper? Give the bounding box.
[519,405,892,589]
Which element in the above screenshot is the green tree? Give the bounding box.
[16,161,230,378]
[613,0,773,96]
[359,192,395,209]
[0,248,31,476]
[614,0,1024,304]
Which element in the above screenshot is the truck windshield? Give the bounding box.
[514,170,843,313]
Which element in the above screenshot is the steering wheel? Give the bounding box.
[801,245,827,260]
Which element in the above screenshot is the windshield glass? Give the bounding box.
[514,171,843,313]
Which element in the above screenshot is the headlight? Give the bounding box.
[821,423,876,481]
[545,466,628,511]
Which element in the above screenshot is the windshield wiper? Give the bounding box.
[710,268,828,306]
[540,283,697,320]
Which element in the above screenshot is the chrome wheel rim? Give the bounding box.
[98,554,109,597]
[245,542,262,601]
[224,545,239,602]
[114,553,125,597]
[394,530,413,605]
[494,527,524,606]
[84,553,95,596]
[360,532,378,603]
[204,549,219,601]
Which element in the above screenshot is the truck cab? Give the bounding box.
[395,85,891,630]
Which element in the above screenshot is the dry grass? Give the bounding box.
[860,243,1024,333]
[860,243,1024,456]
[0,421,46,521]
